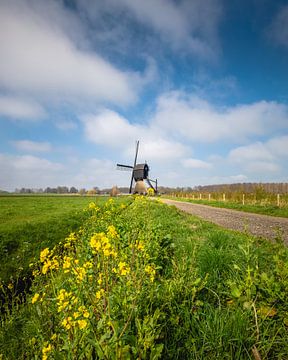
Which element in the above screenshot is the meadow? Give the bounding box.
[0,195,108,282]
[1,196,288,359]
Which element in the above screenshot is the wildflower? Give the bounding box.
[8,283,13,290]
[40,248,50,263]
[73,311,80,319]
[42,260,52,274]
[62,317,73,330]
[118,261,130,276]
[63,256,72,272]
[90,233,103,252]
[107,225,118,239]
[96,289,105,300]
[136,240,145,251]
[50,334,57,341]
[73,266,87,283]
[32,293,40,304]
[42,343,52,360]
[145,264,156,282]
[84,261,93,269]
[78,319,88,329]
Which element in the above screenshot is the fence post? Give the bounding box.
[242,194,245,205]
[192,194,194,200]
[208,193,211,201]
[223,193,226,202]
[199,193,202,200]
[277,194,280,207]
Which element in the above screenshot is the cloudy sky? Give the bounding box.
[0,0,288,191]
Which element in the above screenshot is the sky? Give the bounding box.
[0,0,288,191]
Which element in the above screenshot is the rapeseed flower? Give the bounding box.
[77,319,88,329]
[32,293,40,304]
[42,343,52,360]
[145,264,156,282]
[118,261,130,276]
[40,248,50,263]
[96,289,105,300]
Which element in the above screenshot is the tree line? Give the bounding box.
[7,182,288,195]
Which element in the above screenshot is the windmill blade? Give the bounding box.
[129,140,139,193]
[117,164,133,171]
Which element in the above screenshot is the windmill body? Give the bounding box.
[116,141,157,194]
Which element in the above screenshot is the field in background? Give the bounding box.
[0,195,110,282]
[165,191,288,218]
[1,196,288,359]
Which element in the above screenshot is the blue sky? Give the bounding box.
[0,0,288,191]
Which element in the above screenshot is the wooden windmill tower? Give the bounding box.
[117,141,158,194]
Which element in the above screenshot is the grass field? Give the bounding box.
[1,196,288,359]
[164,196,288,218]
[0,195,109,282]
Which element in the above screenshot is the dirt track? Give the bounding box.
[161,199,288,244]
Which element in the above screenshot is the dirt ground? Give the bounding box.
[161,198,288,245]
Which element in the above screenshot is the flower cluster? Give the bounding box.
[40,248,59,275]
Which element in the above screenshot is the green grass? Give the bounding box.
[164,196,288,218]
[0,195,109,282]
[1,197,288,359]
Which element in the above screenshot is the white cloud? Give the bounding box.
[0,153,63,190]
[182,158,212,169]
[81,109,188,162]
[227,135,288,175]
[11,140,52,153]
[266,135,288,157]
[229,142,275,163]
[268,5,288,48]
[0,0,138,105]
[0,96,45,120]
[153,92,288,143]
[77,0,222,59]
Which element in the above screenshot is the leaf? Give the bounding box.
[231,287,242,298]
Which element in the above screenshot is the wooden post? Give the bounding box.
[277,194,280,207]
[223,193,226,202]
[199,193,202,200]
[208,193,211,201]
[192,194,194,200]
[242,194,245,205]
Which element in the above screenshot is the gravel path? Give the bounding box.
[161,199,288,244]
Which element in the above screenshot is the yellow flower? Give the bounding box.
[118,261,130,276]
[32,293,40,304]
[73,311,80,319]
[145,264,156,282]
[40,248,50,263]
[42,343,52,360]
[136,240,145,251]
[90,234,103,251]
[62,317,73,330]
[8,283,13,290]
[50,334,57,341]
[107,225,118,239]
[63,256,72,270]
[78,319,88,329]
[42,260,52,274]
[96,289,105,300]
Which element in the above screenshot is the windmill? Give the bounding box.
[117,141,158,194]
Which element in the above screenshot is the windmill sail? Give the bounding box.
[116,164,133,171]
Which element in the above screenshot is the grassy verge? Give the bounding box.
[1,197,288,359]
[164,196,288,218]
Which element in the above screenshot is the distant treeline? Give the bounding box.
[1,182,287,195]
